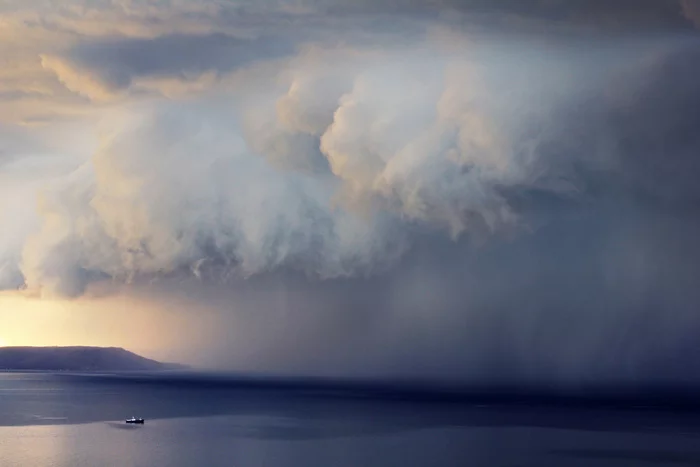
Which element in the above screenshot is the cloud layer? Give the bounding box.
[2,0,700,382]
[4,36,627,296]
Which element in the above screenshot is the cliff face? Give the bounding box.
[0,346,182,371]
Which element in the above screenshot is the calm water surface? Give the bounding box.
[2,373,700,467]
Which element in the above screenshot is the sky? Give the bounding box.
[1,0,700,385]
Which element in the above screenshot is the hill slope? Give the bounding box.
[0,346,182,371]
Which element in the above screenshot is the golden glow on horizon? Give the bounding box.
[0,291,209,363]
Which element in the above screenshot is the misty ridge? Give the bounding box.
[1,0,700,386]
[0,346,185,372]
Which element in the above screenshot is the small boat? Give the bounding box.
[126,417,145,424]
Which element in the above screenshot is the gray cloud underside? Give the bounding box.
[3,0,699,116]
[37,33,301,103]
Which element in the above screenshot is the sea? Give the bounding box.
[2,372,700,467]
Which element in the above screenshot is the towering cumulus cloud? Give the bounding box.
[2,0,700,382]
[15,40,610,296]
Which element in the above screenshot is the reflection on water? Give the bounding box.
[2,373,700,467]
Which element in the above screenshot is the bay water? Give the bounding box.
[2,373,700,467]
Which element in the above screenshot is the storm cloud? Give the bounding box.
[41,33,295,101]
[1,0,700,384]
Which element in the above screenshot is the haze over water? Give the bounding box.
[2,373,700,467]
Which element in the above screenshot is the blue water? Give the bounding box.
[2,373,700,466]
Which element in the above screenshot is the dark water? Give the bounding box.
[2,373,700,467]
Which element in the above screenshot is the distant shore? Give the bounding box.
[0,346,186,372]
